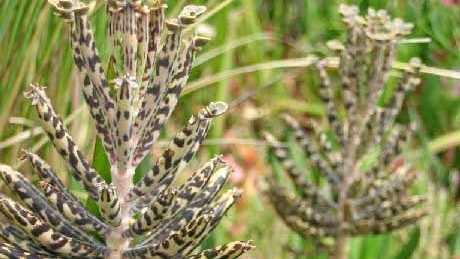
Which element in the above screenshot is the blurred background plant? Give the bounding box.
[0,0,459,258]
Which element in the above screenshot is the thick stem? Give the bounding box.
[111,166,133,199]
[335,174,351,259]
[334,122,360,259]
[105,166,134,259]
[334,234,348,259]
[335,181,350,259]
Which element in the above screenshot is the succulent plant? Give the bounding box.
[264,4,427,258]
[0,0,253,258]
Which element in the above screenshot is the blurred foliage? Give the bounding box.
[0,0,459,258]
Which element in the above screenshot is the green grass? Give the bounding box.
[1,0,460,258]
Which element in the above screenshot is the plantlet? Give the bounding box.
[0,0,253,258]
[264,4,427,258]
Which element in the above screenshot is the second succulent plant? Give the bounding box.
[265,4,427,258]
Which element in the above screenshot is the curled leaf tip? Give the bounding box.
[179,5,207,25]
[205,101,228,118]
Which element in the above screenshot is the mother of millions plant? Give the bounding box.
[0,0,254,258]
[264,4,428,259]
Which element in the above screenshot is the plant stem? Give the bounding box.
[334,118,362,259]
[106,166,134,259]
[334,234,348,259]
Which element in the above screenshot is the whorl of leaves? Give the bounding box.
[0,0,253,258]
[265,4,427,242]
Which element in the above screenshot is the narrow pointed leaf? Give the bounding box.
[39,181,108,234]
[24,84,107,200]
[0,164,98,242]
[130,102,227,200]
[187,240,255,259]
[0,196,106,257]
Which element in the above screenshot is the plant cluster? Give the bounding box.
[0,0,253,258]
[264,4,427,257]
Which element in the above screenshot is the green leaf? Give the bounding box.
[358,234,391,259]
[454,232,460,256]
[349,237,363,259]
[446,228,460,255]
[133,155,153,184]
[92,136,111,183]
[266,144,290,186]
[392,227,421,259]
[85,197,102,219]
